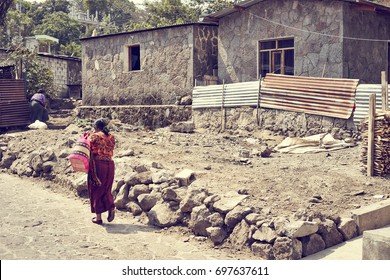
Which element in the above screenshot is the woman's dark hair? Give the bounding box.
[94,118,110,135]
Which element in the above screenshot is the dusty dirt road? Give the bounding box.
[0,173,255,260]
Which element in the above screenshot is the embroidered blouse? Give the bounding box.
[88,131,115,160]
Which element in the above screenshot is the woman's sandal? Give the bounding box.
[92,217,103,225]
[107,209,115,222]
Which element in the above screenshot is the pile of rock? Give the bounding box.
[108,156,359,259]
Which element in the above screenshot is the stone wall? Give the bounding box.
[193,107,357,137]
[77,105,192,129]
[81,23,218,106]
[217,0,344,83]
[342,3,390,83]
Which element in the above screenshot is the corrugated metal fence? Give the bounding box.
[354,84,390,124]
[0,79,30,128]
[193,74,387,123]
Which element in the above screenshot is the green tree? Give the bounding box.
[59,42,82,57]
[0,0,14,26]
[33,11,81,47]
[27,0,71,27]
[82,0,108,20]
[190,0,234,15]
[0,5,33,48]
[107,0,137,30]
[125,0,199,31]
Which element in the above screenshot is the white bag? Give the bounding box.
[28,120,48,130]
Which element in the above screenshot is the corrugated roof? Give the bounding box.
[80,22,218,41]
[204,0,390,22]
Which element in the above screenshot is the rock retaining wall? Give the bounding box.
[194,107,358,138]
[77,105,192,129]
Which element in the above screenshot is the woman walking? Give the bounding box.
[88,118,116,225]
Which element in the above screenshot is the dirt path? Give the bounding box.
[0,173,254,260]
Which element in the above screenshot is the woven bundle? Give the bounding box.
[361,112,390,176]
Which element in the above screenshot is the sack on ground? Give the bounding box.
[28,120,48,130]
[68,133,90,173]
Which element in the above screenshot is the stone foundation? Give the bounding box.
[77,105,192,129]
[193,107,358,138]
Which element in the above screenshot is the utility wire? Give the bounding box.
[248,11,389,43]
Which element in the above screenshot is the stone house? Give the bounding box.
[205,0,390,84]
[80,23,218,106]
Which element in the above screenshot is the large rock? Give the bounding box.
[273,237,302,260]
[114,184,130,209]
[124,172,140,186]
[175,169,195,187]
[136,171,153,185]
[161,187,180,202]
[338,218,358,241]
[147,202,183,227]
[207,212,225,227]
[170,121,195,133]
[128,184,151,200]
[125,201,143,216]
[180,187,208,213]
[252,226,277,243]
[224,206,252,230]
[206,227,227,245]
[40,148,56,162]
[42,161,55,173]
[300,233,326,257]
[212,191,249,214]
[251,242,275,260]
[138,192,161,212]
[282,221,319,238]
[228,220,251,250]
[317,219,344,248]
[72,174,88,196]
[245,213,264,225]
[152,169,174,184]
[189,205,212,236]
[29,153,43,172]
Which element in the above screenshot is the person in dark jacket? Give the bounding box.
[30,89,49,123]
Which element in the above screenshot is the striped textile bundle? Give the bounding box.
[68,133,90,173]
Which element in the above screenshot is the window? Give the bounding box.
[128,45,140,71]
[259,38,294,77]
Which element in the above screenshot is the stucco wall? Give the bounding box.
[217,0,344,83]
[342,3,390,83]
[81,24,217,106]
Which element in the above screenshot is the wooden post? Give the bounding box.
[221,80,226,131]
[257,76,262,126]
[367,93,376,177]
[381,71,388,111]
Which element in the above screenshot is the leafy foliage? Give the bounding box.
[33,11,82,48]
[59,42,82,57]
[0,0,14,26]
[7,45,55,99]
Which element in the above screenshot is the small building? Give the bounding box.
[205,0,390,84]
[0,48,82,99]
[80,23,218,106]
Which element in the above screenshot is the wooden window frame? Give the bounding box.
[125,44,141,72]
[259,38,294,78]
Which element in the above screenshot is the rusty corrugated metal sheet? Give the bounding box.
[0,79,31,128]
[260,74,359,119]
